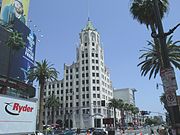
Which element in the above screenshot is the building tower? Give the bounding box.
[44,19,114,128]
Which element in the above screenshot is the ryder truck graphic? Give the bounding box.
[5,102,34,115]
[0,94,37,135]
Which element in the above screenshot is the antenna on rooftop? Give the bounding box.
[87,0,90,20]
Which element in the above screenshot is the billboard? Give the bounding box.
[0,18,36,82]
[0,94,37,134]
[0,0,30,25]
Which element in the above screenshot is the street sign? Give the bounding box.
[165,91,178,107]
[160,68,178,91]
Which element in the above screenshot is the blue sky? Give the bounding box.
[28,1,180,116]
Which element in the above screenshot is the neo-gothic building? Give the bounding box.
[43,19,114,128]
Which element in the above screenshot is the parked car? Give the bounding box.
[58,130,74,135]
[93,129,107,135]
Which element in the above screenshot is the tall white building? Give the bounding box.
[113,88,137,105]
[43,19,114,129]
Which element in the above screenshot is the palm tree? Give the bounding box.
[117,99,125,127]
[138,36,180,79]
[0,30,25,94]
[108,98,120,128]
[45,94,60,125]
[28,59,59,132]
[123,103,130,126]
[130,0,168,35]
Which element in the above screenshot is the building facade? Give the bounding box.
[43,20,114,129]
[113,88,137,105]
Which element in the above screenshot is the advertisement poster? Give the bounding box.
[0,0,30,25]
[0,95,37,134]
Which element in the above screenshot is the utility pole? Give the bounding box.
[153,0,180,134]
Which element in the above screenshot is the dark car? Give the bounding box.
[58,130,74,135]
[93,129,107,135]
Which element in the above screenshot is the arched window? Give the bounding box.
[91,32,96,41]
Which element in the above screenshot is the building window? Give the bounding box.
[92,53,94,57]
[70,69,72,73]
[76,68,78,72]
[61,90,63,94]
[82,60,84,64]
[61,97,63,101]
[76,95,79,99]
[82,73,85,77]
[66,103,68,107]
[92,59,95,63]
[70,96,72,100]
[92,66,95,70]
[52,84,55,89]
[76,102,79,106]
[98,109,101,113]
[97,94,100,98]
[97,80,99,84]
[96,66,99,70]
[82,102,85,107]
[96,73,99,77]
[76,81,79,85]
[93,86,96,91]
[57,83,59,88]
[76,88,79,92]
[92,73,95,77]
[82,53,84,58]
[93,79,95,83]
[86,73,88,77]
[48,85,51,89]
[61,83,63,87]
[57,90,59,94]
[86,87,89,91]
[82,87,85,91]
[70,82,73,86]
[66,82,68,87]
[96,54,98,57]
[86,53,88,57]
[82,80,85,84]
[82,94,85,99]
[86,66,88,70]
[86,60,88,64]
[70,103,72,107]
[82,67,84,71]
[66,70,68,73]
[76,74,79,78]
[86,80,89,84]
[70,75,72,79]
[96,60,98,64]
[86,94,89,98]
[93,94,96,98]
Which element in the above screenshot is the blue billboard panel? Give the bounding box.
[0,18,36,83]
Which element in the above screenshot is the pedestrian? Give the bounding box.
[168,128,173,135]
[151,128,154,135]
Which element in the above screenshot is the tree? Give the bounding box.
[130,0,168,37]
[117,99,125,127]
[130,0,180,129]
[28,59,59,132]
[45,94,60,125]
[108,98,120,128]
[0,30,25,94]
[138,36,180,79]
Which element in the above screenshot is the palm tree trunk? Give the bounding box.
[38,79,45,132]
[114,108,116,128]
[52,107,54,125]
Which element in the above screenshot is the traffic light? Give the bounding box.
[140,111,149,115]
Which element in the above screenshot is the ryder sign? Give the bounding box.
[0,94,37,134]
